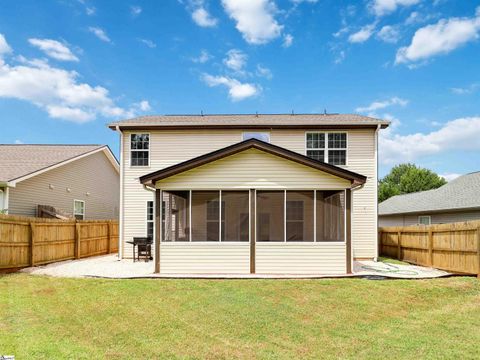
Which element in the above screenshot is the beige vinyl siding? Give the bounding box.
[159,243,250,274]
[256,242,346,274]
[272,129,377,259]
[155,148,351,190]
[379,210,480,227]
[122,130,242,258]
[8,151,119,219]
[121,128,377,260]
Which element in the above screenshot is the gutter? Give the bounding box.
[374,124,381,261]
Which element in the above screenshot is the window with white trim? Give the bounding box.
[306,132,347,165]
[73,200,85,220]
[418,216,431,225]
[243,132,270,142]
[130,134,149,166]
[147,201,154,239]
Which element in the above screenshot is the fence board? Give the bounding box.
[0,214,118,270]
[379,220,480,276]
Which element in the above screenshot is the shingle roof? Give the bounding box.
[0,144,105,183]
[379,172,480,215]
[108,113,390,129]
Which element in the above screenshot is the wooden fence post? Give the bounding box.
[378,230,382,257]
[75,222,81,259]
[397,231,402,260]
[107,221,111,254]
[29,222,36,266]
[428,229,434,267]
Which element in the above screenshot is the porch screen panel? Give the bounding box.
[286,191,314,242]
[222,191,249,242]
[316,190,345,242]
[256,191,284,242]
[162,191,190,242]
[192,191,220,241]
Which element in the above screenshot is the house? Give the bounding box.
[379,172,480,227]
[0,144,119,220]
[109,114,389,275]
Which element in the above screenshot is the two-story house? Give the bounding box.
[109,114,389,275]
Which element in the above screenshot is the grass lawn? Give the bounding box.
[1,274,480,359]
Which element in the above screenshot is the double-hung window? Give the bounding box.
[147,201,154,239]
[73,200,85,220]
[130,134,149,166]
[306,132,347,165]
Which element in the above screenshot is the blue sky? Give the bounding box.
[0,0,479,179]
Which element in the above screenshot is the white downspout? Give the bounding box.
[4,187,9,214]
[374,124,381,262]
[115,126,124,260]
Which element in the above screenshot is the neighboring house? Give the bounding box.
[109,114,389,275]
[0,144,120,220]
[379,172,480,227]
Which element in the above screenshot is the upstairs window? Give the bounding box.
[306,132,347,165]
[130,134,149,166]
[242,132,270,143]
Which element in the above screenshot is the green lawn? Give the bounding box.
[1,274,479,359]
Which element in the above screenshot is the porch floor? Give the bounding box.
[20,254,451,279]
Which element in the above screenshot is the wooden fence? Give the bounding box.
[0,214,118,270]
[379,220,480,276]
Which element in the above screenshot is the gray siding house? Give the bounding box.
[378,172,480,227]
[0,144,119,220]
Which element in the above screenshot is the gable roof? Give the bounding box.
[139,138,367,187]
[108,113,390,130]
[379,172,480,216]
[0,144,119,185]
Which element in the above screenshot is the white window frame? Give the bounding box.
[305,131,348,166]
[242,131,271,143]
[146,200,154,239]
[418,215,431,225]
[129,133,150,167]
[73,199,85,220]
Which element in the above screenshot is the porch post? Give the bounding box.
[250,189,256,274]
[346,188,352,274]
[155,188,162,273]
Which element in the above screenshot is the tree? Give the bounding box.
[379,163,447,203]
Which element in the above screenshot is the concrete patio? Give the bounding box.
[20,254,451,279]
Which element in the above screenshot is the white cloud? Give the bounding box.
[222,0,283,44]
[439,173,461,181]
[14,139,23,144]
[356,96,408,113]
[134,100,151,111]
[451,83,479,95]
[192,7,218,27]
[0,34,145,123]
[290,0,318,3]
[86,7,96,16]
[404,11,436,25]
[256,64,272,79]
[223,49,247,72]
[0,34,12,55]
[348,23,376,43]
[191,49,212,63]
[282,33,293,47]
[138,38,156,48]
[377,25,401,43]
[370,0,421,17]
[380,116,480,164]
[334,50,346,64]
[201,73,260,101]
[28,38,79,62]
[131,6,142,17]
[88,27,111,43]
[396,9,480,64]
